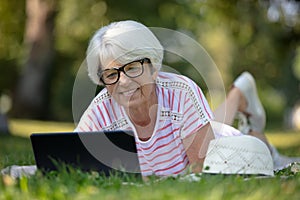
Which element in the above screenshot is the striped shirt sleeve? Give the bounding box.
[180,78,213,139]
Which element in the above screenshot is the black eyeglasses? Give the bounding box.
[98,58,151,85]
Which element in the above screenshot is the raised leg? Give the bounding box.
[213,87,246,126]
[213,71,300,170]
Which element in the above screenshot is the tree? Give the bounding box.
[1,0,298,128]
[12,0,57,119]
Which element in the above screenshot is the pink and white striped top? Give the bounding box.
[75,72,213,176]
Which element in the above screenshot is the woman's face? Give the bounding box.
[101,59,157,108]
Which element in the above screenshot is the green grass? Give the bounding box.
[0,135,35,168]
[0,119,300,199]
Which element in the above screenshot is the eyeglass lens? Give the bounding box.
[100,59,147,85]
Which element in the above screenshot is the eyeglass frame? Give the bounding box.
[97,58,151,85]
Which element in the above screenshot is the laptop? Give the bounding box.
[30,131,140,176]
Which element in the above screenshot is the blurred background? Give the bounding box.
[0,0,300,132]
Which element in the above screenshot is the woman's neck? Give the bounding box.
[125,88,158,140]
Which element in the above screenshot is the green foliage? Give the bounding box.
[0,0,299,126]
[0,0,25,93]
[0,0,25,61]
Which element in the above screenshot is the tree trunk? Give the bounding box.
[12,0,56,119]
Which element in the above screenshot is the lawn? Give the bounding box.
[0,119,300,200]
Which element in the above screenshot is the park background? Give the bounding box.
[0,0,300,132]
[0,1,300,199]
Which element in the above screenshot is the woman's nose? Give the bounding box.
[118,72,131,85]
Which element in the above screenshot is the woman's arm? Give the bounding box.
[182,122,215,173]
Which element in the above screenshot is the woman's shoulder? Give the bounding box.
[157,72,192,84]
[156,72,198,89]
[92,88,112,105]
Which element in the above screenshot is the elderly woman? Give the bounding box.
[76,20,299,178]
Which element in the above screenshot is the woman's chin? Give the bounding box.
[117,93,142,108]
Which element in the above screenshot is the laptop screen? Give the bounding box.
[30,131,140,176]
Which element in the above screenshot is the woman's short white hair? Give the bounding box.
[86,20,164,85]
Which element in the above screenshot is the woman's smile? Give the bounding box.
[120,88,138,97]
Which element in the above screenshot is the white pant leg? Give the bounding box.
[210,120,243,139]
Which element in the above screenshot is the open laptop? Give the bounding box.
[30,131,140,176]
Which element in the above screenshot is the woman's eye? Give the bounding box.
[105,72,118,79]
[127,67,137,71]
[126,64,140,72]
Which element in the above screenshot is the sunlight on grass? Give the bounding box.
[7,118,300,149]
[265,130,300,148]
[8,118,75,137]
